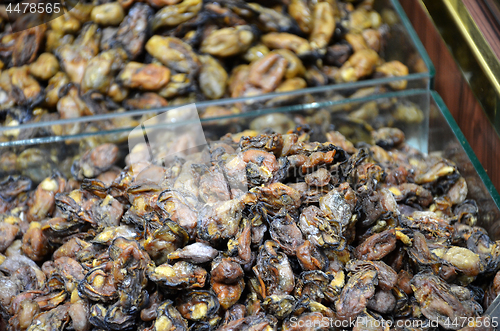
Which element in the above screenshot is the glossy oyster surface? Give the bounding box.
[0,123,499,330]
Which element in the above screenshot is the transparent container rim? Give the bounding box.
[0,88,430,147]
[0,74,431,135]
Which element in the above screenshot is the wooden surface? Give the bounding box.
[399,0,500,191]
[468,0,500,59]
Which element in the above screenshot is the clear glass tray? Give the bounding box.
[2,90,499,239]
[0,0,434,143]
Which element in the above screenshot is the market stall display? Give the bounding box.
[1,91,499,330]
